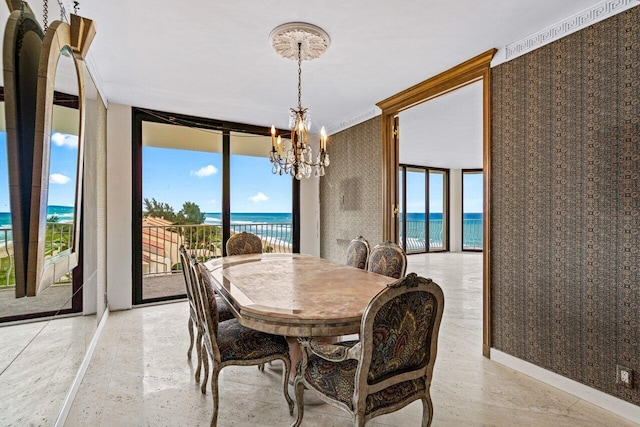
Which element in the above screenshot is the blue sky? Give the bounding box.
[0,132,79,210]
[142,147,292,213]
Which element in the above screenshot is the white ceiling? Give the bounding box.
[1,0,608,167]
[399,81,483,169]
[74,0,602,131]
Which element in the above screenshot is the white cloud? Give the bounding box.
[249,192,268,203]
[51,133,78,148]
[50,173,71,184]
[191,165,218,177]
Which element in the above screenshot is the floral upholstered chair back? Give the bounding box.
[367,241,407,279]
[345,236,370,270]
[226,231,263,256]
[356,273,444,422]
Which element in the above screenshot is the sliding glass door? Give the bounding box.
[399,165,448,253]
[462,169,483,251]
[132,109,298,304]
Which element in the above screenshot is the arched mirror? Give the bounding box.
[3,1,95,297]
[3,1,44,298]
[30,20,89,296]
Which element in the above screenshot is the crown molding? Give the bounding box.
[496,0,639,65]
[325,108,380,135]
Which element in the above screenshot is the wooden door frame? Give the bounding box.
[376,49,496,357]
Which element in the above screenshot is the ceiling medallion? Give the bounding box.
[269,22,330,61]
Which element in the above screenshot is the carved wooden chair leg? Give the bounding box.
[195,329,203,382]
[422,395,433,427]
[282,358,294,415]
[201,350,209,394]
[187,317,194,359]
[210,368,221,427]
[291,380,305,427]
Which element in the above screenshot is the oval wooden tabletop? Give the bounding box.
[203,253,392,337]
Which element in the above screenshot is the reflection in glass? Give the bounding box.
[0,106,14,290]
[44,50,80,265]
[405,168,426,253]
[463,171,483,250]
[429,170,447,251]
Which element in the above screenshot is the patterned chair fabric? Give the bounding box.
[191,260,293,426]
[345,236,370,270]
[191,259,235,323]
[178,246,198,361]
[226,231,263,256]
[367,241,407,279]
[291,273,445,427]
[182,252,234,390]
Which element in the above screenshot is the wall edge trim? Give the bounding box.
[493,0,639,66]
[54,307,110,427]
[491,349,640,424]
[325,108,380,135]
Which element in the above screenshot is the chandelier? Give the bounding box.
[269,23,330,179]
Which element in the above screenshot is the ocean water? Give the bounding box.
[401,212,483,249]
[203,212,292,226]
[203,212,293,246]
[1,209,482,248]
[0,206,75,244]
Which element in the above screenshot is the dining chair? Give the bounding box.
[191,259,294,426]
[345,236,370,270]
[367,241,407,279]
[180,248,234,385]
[291,273,445,427]
[226,231,262,255]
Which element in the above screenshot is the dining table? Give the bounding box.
[203,252,393,378]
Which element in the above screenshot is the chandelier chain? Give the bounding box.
[297,43,302,111]
[43,0,48,31]
[74,1,79,14]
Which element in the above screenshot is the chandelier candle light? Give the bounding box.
[269,22,330,179]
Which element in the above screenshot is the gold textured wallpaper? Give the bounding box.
[491,7,639,405]
[320,117,383,263]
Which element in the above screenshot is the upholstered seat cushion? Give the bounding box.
[217,319,289,362]
[303,341,359,408]
[304,340,425,414]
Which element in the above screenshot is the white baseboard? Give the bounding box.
[491,349,640,424]
[55,307,110,427]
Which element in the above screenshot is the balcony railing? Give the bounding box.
[142,223,292,276]
[400,220,445,252]
[1,228,14,288]
[462,219,483,250]
[399,219,483,252]
[0,222,75,289]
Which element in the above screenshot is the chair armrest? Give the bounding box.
[298,337,361,362]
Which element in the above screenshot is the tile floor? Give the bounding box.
[66,253,639,426]
[0,315,96,426]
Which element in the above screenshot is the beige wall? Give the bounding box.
[106,103,133,310]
